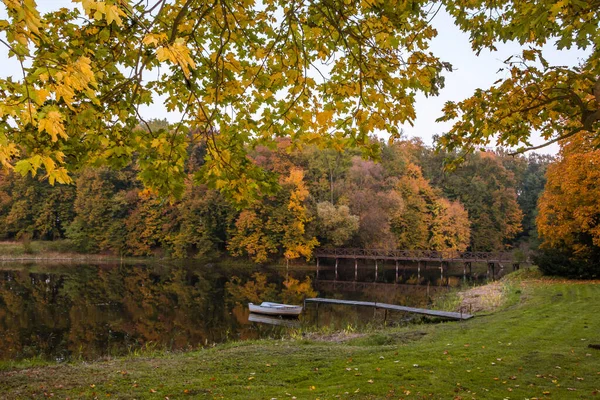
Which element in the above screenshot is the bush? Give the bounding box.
[533,247,600,279]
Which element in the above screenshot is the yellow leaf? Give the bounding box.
[316,110,334,125]
[38,110,67,142]
[105,5,123,26]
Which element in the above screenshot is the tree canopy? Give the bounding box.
[0,0,448,201]
[438,0,599,157]
[2,0,596,200]
[0,137,538,261]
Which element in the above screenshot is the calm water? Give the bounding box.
[0,261,483,362]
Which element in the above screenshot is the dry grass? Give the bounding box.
[457,281,507,314]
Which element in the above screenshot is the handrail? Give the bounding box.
[313,248,524,263]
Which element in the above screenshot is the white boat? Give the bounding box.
[248,302,303,316]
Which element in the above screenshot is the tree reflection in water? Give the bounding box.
[0,263,437,362]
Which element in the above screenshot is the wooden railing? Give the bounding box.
[313,248,524,264]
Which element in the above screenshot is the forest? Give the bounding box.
[0,122,552,265]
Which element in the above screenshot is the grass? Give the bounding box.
[0,240,116,261]
[0,240,304,269]
[1,275,599,399]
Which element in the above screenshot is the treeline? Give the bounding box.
[0,133,551,262]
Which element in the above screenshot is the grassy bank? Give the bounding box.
[0,240,126,262]
[1,276,599,399]
[0,240,308,269]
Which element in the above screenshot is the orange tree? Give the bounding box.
[535,133,600,277]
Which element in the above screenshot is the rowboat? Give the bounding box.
[248,302,303,316]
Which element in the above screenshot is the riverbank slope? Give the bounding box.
[2,277,599,399]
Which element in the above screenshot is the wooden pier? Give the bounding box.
[304,298,473,321]
[313,248,527,282]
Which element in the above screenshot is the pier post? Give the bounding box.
[316,257,320,280]
[375,259,378,282]
[487,262,495,280]
[335,258,339,281]
[354,259,358,281]
[395,260,399,283]
[418,261,421,282]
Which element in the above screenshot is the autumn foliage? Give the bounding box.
[536,134,600,277]
[0,136,538,262]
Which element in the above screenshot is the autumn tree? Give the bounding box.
[391,163,470,251]
[438,0,599,157]
[228,168,318,263]
[1,0,450,202]
[315,201,359,247]
[342,157,401,248]
[424,151,522,251]
[536,133,600,277]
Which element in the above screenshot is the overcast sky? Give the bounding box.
[1,2,589,154]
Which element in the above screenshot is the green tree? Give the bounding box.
[0,171,75,240]
[66,168,138,253]
[505,153,554,245]
[425,151,522,251]
[315,201,359,247]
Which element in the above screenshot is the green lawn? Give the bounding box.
[2,277,599,399]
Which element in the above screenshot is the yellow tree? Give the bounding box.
[1,0,446,201]
[280,168,319,261]
[228,168,317,263]
[391,163,471,251]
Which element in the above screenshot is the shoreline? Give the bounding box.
[1,276,599,399]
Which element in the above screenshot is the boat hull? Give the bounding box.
[248,302,303,316]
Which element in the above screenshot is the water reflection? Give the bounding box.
[0,263,298,361]
[0,262,477,362]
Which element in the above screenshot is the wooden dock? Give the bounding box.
[304,298,473,321]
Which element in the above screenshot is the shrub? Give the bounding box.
[533,247,600,279]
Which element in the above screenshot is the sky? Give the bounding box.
[0,1,590,155]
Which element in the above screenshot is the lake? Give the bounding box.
[0,261,480,362]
